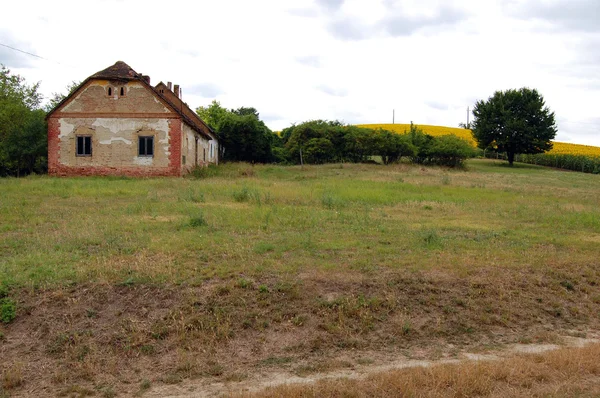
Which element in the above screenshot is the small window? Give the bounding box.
[76,136,92,156]
[120,87,125,96]
[108,87,112,96]
[138,136,154,157]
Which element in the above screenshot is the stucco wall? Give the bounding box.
[48,117,182,176]
[182,124,213,172]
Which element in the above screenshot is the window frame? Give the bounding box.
[138,136,155,157]
[76,135,92,157]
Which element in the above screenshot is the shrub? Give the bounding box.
[428,135,476,167]
[374,129,416,164]
[0,298,16,324]
[189,164,219,179]
[189,213,208,227]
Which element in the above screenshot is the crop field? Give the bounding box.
[358,123,477,145]
[1,160,600,396]
[358,123,600,158]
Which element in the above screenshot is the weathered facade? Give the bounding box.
[47,61,218,176]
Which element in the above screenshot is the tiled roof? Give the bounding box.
[91,61,139,80]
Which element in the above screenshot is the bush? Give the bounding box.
[374,129,416,164]
[0,298,16,324]
[189,164,219,179]
[428,135,475,167]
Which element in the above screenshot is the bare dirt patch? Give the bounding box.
[2,265,600,397]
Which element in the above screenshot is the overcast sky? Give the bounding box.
[2,0,599,145]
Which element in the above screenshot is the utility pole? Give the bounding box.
[467,106,470,128]
[393,109,395,124]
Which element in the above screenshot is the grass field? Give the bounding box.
[1,160,600,396]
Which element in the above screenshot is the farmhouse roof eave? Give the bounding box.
[153,81,216,140]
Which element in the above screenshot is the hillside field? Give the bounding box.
[1,160,600,396]
[357,123,600,157]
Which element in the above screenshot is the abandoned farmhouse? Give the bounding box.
[47,61,218,176]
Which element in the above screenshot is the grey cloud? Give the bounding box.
[0,31,36,68]
[381,6,468,37]
[327,16,374,41]
[315,0,345,11]
[186,83,224,98]
[559,117,600,139]
[325,5,468,41]
[507,0,600,32]
[296,55,322,67]
[426,101,448,111]
[261,112,285,123]
[316,84,348,97]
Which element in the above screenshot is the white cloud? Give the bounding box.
[1,0,598,145]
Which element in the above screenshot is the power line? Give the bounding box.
[0,42,62,65]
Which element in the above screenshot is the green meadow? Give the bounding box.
[1,159,600,396]
[2,160,599,288]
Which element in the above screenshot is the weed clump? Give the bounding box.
[0,298,16,324]
[189,164,218,179]
[189,213,208,227]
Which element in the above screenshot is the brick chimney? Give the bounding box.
[142,75,150,84]
[174,84,180,98]
[167,82,172,90]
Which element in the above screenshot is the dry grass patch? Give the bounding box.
[240,343,600,397]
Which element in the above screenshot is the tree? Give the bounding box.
[195,100,229,130]
[231,106,259,118]
[374,129,416,165]
[472,88,557,166]
[0,65,45,176]
[216,112,273,163]
[44,80,80,112]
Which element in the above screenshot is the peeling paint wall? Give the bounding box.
[58,117,170,168]
[48,78,183,176]
[182,124,211,172]
[61,81,171,114]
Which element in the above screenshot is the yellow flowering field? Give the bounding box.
[357,124,600,157]
[547,141,600,157]
[357,124,477,145]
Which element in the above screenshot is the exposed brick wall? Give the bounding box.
[168,119,183,176]
[48,165,180,177]
[48,117,61,175]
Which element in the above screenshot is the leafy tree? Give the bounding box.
[45,80,80,112]
[284,120,343,164]
[231,106,259,118]
[4,109,47,176]
[472,88,557,166]
[0,65,45,176]
[217,112,273,163]
[304,138,334,164]
[407,123,436,164]
[373,129,416,165]
[195,100,229,130]
[343,126,377,163]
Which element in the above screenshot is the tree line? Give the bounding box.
[196,100,475,167]
[0,63,558,176]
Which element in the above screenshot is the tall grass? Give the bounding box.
[239,343,600,397]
